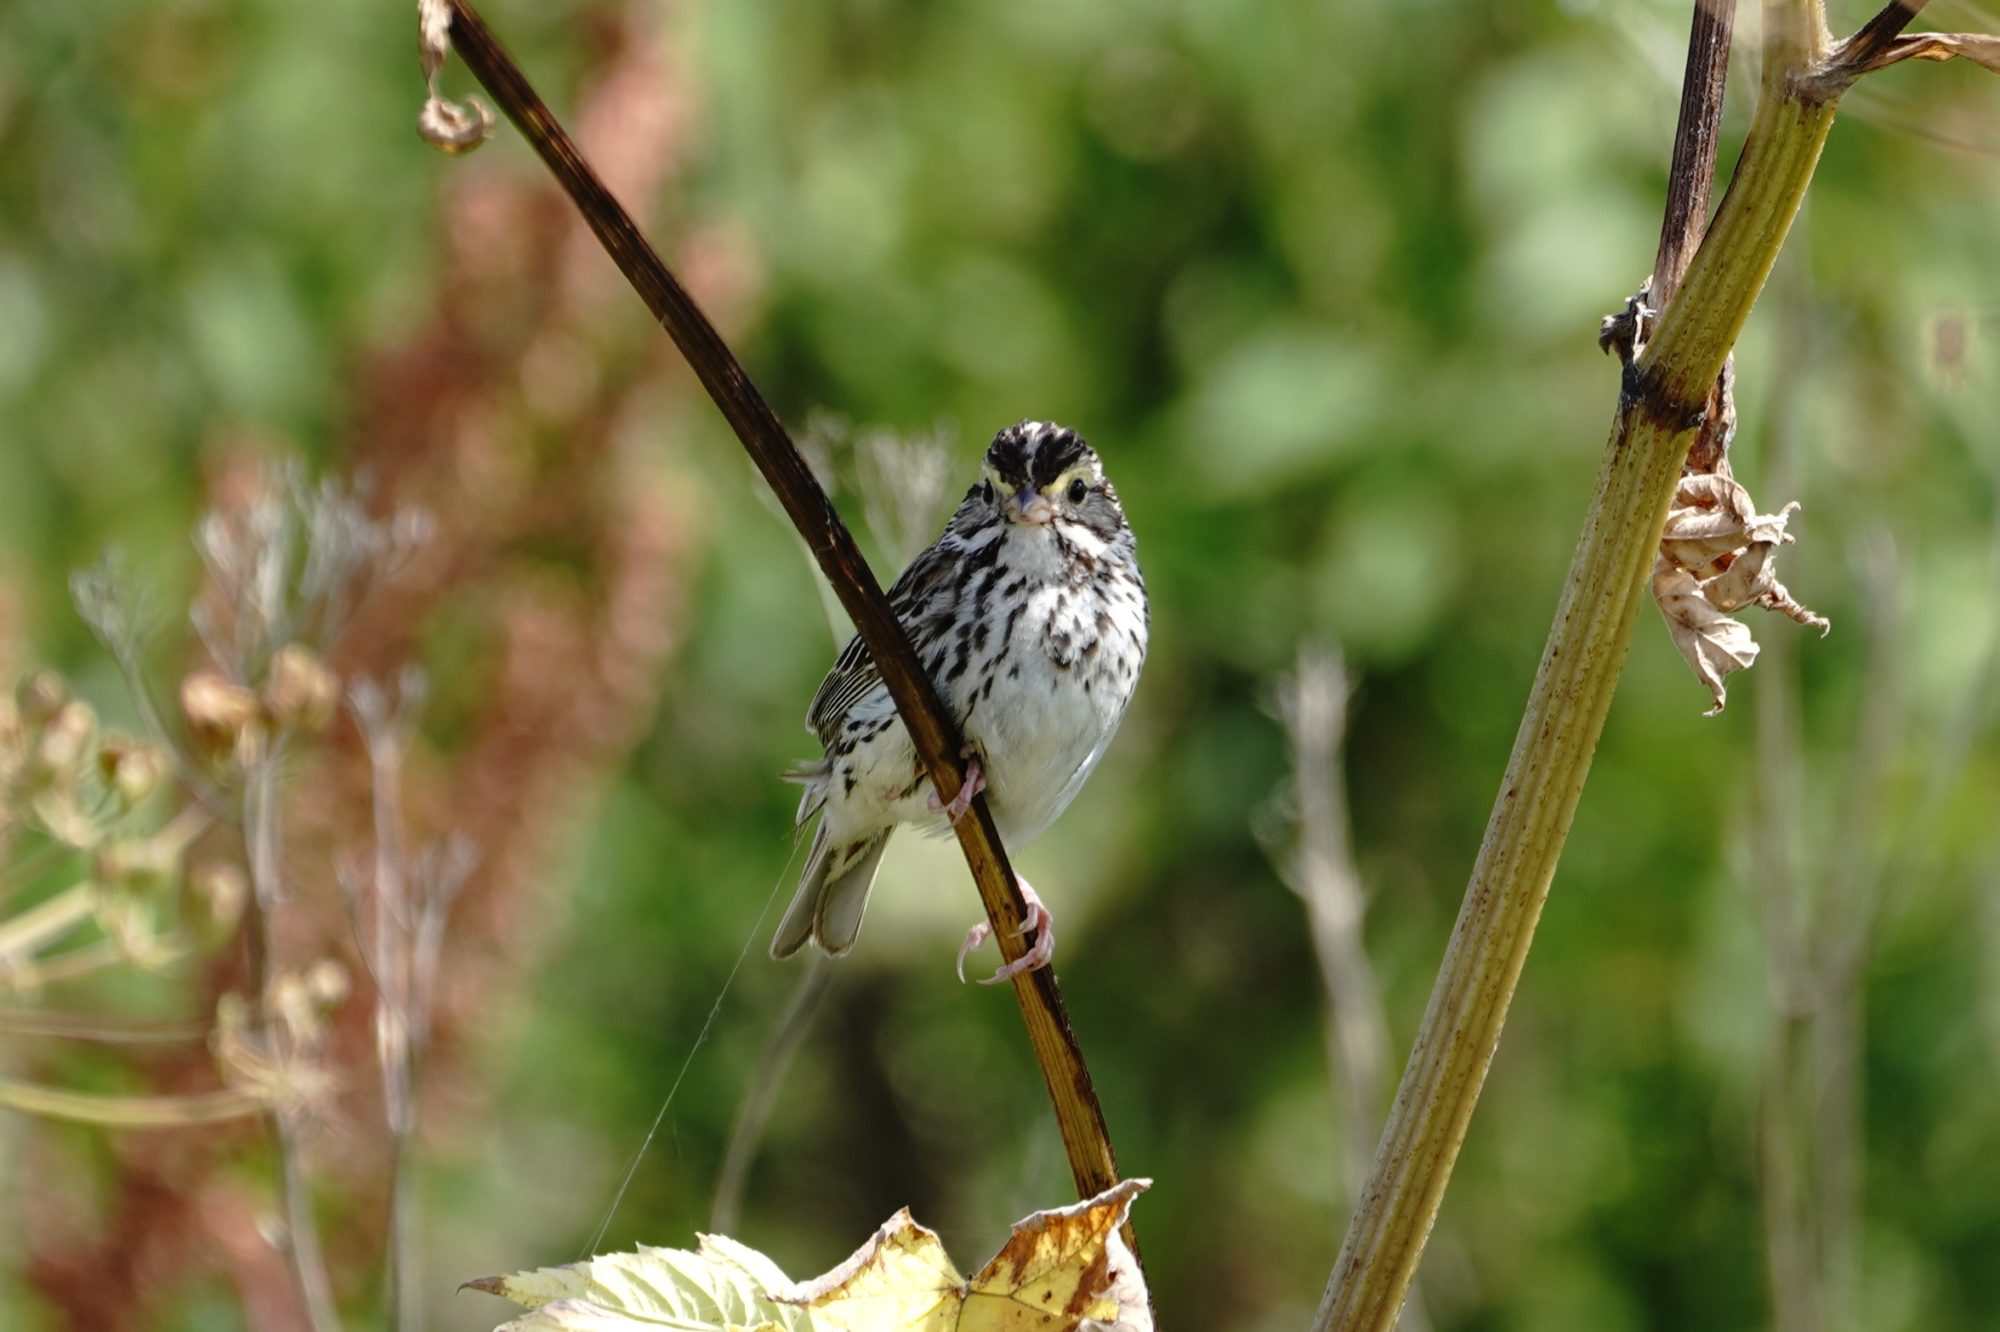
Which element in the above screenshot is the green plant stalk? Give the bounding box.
[0,882,94,959]
[0,1006,208,1043]
[1313,10,1837,1330]
[0,1077,264,1126]
[4,937,193,991]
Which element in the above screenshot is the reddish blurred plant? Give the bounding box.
[15,7,713,1328]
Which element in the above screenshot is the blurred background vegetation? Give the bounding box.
[3,0,1998,1328]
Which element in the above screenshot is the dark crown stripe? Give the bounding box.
[986,420,1094,488]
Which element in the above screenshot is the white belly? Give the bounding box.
[973,668,1115,843]
[819,523,1145,852]
[965,580,1137,846]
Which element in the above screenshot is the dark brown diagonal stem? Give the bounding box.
[1653,0,1738,311]
[1836,0,1931,71]
[438,0,1135,1256]
[1654,0,1736,475]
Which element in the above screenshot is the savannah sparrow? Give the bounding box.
[772,420,1148,982]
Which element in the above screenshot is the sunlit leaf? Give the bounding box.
[782,1177,1150,1332]
[465,1237,808,1332]
[468,1181,1152,1332]
[958,1177,1151,1332]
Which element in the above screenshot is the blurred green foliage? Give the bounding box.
[3,0,1999,1329]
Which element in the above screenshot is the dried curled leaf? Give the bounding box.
[417,0,494,154]
[784,1178,1150,1332]
[1653,560,1761,715]
[1653,473,1828,714]
[467,1180,1152,1332]
[1853,32,2000,77]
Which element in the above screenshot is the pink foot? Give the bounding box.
[956,877,1055,986]
[926,747,986,824]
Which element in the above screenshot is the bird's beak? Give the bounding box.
[1010,483,1055,525]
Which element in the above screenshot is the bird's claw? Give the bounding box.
[954,921,991,982]
[926,747,986,824]
[955,879,1054,985]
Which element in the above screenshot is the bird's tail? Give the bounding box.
[770,822,893,959]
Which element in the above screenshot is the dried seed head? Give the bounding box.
[267,974,318,1049]
[93,836,182,896]
[303,959,349,1008]
[94,891,157,960]
[98,738,170,809]
[263,644,340,734]
[268,962,348,1052]
[190,863,248,941]
[213,992,337,1122]
[32,700,99,787]
[15,671,70,727]
[181,672,263,765]
[214,991,252,1037]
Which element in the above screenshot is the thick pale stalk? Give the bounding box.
[1311,21,1837,1332]
[0,1077,263,1126]
[0,883,94,959]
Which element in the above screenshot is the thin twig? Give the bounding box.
[1806,1,2000,95]
[348,670,464,1332]
[437,0,1132,1248]
[243,742,342,1332]
[0,882,96,959]
[1835,0,1932,72]
[710,955,834,1235]
[1750,249,1818,1332]
[0,1077,264,1126]
[4,937,193,990]
[1278,651,1392,1192]
[1653,0,1738,311]
[1653,0,1738,475]
[1813,535,1902,1332]
[1275,648,1430,1332]
[0,1007,209,1044]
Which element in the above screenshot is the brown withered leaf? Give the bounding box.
[1653,473,1828,714]
[1654,560,1761,715]
[416,0,493,154]
[1859,32,2000,77]
[1657,474,1789,578]
[1701,538,1830,630]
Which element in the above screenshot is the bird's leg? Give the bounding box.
[955,876,1055,985]
[926,742,986,823]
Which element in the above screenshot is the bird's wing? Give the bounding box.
[805,538,959,746]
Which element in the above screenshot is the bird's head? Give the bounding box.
[971,420,1124,540]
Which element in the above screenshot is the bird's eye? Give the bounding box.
[1067,477,1088,504]
[979,480,995,504]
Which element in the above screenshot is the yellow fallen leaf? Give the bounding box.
[776,1209,965,1331]
[961,1178,1150,1331]
[466,1181,1152,1332]
[780,1178,1149,1332]
[781,1178,1150,1332]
